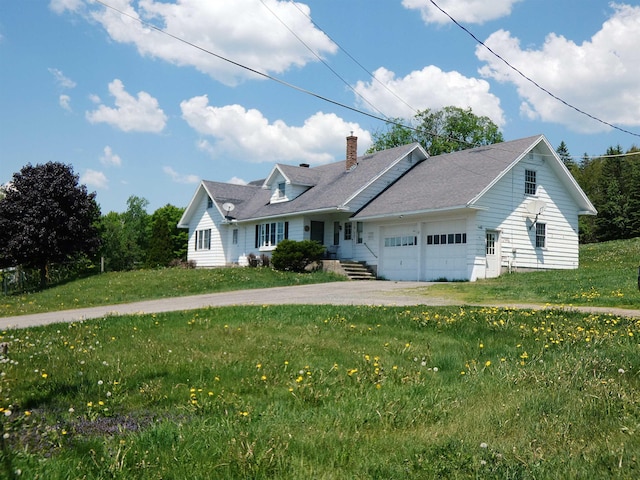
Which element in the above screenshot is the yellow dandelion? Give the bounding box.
[485,361,491,367]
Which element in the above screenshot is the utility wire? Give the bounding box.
[93,0,636,162]
[93,0,409,130]
[258,0,391,120]
[287,0,419,116]
[429,0,640,139]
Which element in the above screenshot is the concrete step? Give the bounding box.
[340,261,376,280]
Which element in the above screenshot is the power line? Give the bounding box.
[428,0,640,139]
[92,0,403,128]
[258,0,391,120]
[286,0,419,116]
[92,1,635,161]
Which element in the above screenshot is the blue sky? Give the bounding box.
[2,1,640,214]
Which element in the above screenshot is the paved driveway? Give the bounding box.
[1,281,638,330]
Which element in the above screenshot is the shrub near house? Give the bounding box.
[271,239,325,272]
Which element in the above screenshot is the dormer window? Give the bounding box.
[277,182,286,199]
[207,196,213,208]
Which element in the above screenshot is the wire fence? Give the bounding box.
[1,259,97,296]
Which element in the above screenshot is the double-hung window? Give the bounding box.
[525,169,537,195]
[356,222,363,244]
[535,223,546,248]
[195,229,211,250]
[255,221,289,248]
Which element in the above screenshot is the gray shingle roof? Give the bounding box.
[205,143,424,221]
[353,135,542,218]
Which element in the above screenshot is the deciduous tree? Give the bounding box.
[0,162,101,287]
[367,106,503,155]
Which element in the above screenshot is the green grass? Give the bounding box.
[422,237,640,309]
[1,305,639,478]
[0,268,344,317]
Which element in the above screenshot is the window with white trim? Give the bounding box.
[344,222,352,240]
[277,182,286,199]
[255,221,289,248]
[536,223,546,248]
[525,169,537,195]
[207,196,213,208]
[232,228,238,245]
[426,233,467,245]
[384,235,417,247]
[195,229,211,250]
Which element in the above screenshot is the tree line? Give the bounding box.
[557,141,640,243]
[1,107,638,289]
[0,162,187,288]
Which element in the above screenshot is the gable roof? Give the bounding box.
[179,142,428,226]
[263,164,321,188]
[178,134,595,228]
[353,135,596,219]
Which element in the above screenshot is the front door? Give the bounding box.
[310,221,325,244]
[485,230,501,278]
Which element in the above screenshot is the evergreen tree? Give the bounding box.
[556,141,577,173]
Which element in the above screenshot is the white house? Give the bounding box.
[177,134,596,281]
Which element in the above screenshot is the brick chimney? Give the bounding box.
[346,133,358,170]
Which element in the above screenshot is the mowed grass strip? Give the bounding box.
[0,268,344,317]
[1,305,639,478]
[421,237,640,308]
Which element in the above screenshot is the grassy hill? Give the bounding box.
[423,237,640,309]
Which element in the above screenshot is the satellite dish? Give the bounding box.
[526,199,546,215]
[222,202,235,220]
[525,200,546,229]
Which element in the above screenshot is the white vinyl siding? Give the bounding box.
[473,153,580,276]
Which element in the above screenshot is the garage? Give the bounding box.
[422,219,468,281]
[378,224,419,281]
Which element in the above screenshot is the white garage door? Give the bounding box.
[423,220,468,281]
[380,224,419,281]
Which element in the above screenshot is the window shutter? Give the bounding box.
[255,225,259,248]
[194,231,198,251]
[284,221,289,239]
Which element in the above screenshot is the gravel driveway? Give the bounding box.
[1,280,638,330]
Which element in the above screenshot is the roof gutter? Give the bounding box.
[353,204,483,221]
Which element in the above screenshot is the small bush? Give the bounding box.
[271,240,325,273]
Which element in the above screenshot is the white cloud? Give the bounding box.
[476,4,640,133]
[59,94,72,111]
[180,95,372,164]
[49,0,83,14]
[228,176,248,185]
[48,67,76,89]
[402,0,521,25]
[86,79,167,133]
[162,166,199,184]
[100,146,122,167]
[353,66,505,126]
[85,0,336,86]
[81,169,108,189]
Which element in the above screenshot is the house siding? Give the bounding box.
[187,192,228,267]
[472,153,580,278]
